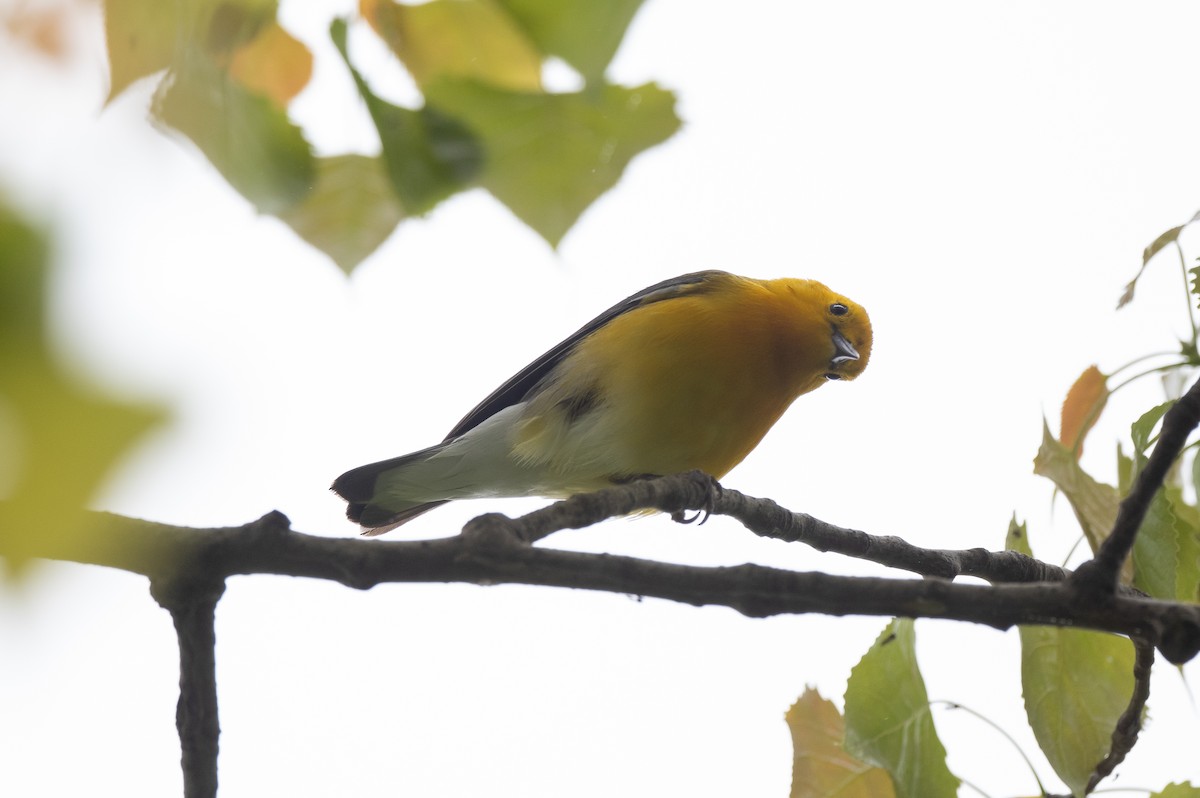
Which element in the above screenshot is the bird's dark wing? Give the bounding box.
[443,270,729,441]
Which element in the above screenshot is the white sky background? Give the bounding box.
[4,0,1200,795]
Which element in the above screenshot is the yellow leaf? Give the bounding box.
[787,688,896,798]
[364,0,542,91]
[1059,365,1108,458]
[228,21,314,106]
[103,0,177,102]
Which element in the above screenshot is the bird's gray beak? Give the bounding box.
[831,328,860,366]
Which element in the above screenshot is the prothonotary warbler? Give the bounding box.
[332,270,872,534]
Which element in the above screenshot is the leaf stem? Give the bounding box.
[1174,238,1199,346]
[1109,362,1192,396]
[956,775,996,798]
[1059,533,1087,569]
[1108,351,1185,379]
[930,700,1048,796]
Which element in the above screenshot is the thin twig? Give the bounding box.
[1085,638,1155,794]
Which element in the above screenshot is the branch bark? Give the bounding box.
[10,468,1200,796]
[150,574,225,798]
[1085,637,1153,794]
[12,475,1200,664]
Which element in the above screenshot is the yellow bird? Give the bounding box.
[332,270,872,534]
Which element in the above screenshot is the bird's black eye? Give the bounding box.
[825,372,841,380]
[829,303,849,316]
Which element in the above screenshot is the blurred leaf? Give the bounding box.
[227,20,313,106]
[277,154,405,273]
[786,688,895,798]
[1119,211,1200,308]
[1120,224,1185,308]
[154,52,315,214]
[496,0,645,81]
[1155,783,1200,798]
[0,201,165,577]
[103,0,178,101]
[202,0,278,56]
[1142,225,1186,269]
[1006,516,1032,557]
[366,0,541,91]
[1059,365,1107,458]
[1018,626,1135,797]
[331,19,482,216]
[104,0,279,102]
[4,3,71,61]
[426,78,680,246]
[844,619,959,798]
[1034,420,1120,559]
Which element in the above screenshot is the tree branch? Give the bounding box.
[1086,638,1154,794]
[150,574,225,798]
[11,479,1200,664]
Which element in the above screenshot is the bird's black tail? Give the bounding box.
[331,446,450,535]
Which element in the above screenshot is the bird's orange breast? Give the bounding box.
[570,276,839,478]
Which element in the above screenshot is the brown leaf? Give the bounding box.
[787,688,895,798]
[1059,365,1107,458]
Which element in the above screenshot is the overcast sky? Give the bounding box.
[4,1,1200,796]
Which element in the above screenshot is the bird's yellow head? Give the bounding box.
[768,277,872,388]
[819,288,871,382]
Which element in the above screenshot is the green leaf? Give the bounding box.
[1154,782,1200,798]
[366,0,542,91]
[1130,401,1174,462]
[1018,626,1135,797]
[331,18,482,216]
[844,619,959,798]
[1120,404,1200,601]
[1034,419,1120,557]
[0,199,166,577]
[425,78,680,246]
[1168,489,1200,603]
[1006,516,1032,557]
[276,154,404,273]
[1118,444,1135,495]
[1132,485,1186,600]
[496,0,645,81]
[786,688,896,798]
[1007,517,1139,797]
[153,52,315,214]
